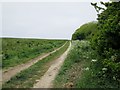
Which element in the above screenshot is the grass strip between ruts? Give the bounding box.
[3,41,70,88]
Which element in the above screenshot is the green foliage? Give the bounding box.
[2,38,66,69]
[91,1,120,84]
[72,22,98,40]
[54,40,119,88]
[53,41,95,88]
[2,41,70,88]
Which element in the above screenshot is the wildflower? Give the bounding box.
[102,68,107,71]
[86,57,89,59]
[82,67,89,71]
[85,67,89,70]
[113,76,116,80]
[91,59,97,62]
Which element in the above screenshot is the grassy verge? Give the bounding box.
[2,38,66,69]
[53,40,93,88]
[53,40,119,88]
[2,41,70,88]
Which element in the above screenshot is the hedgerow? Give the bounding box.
[72,22,98,40]
[91,1,120,84]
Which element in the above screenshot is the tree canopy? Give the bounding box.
[91,1,120,82]
[72,21,98,40]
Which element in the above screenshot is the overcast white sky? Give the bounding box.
[1,0,109,40]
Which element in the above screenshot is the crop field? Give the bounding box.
[2,38,67,69]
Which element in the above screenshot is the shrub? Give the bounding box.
[91,1,120,82]
[72,21,98,40]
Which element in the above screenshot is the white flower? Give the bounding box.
[86,57,89,59]
[82,67,89,71]
[113,76,116,80]
[91,59,97,62]
[102,68,107,71]
[85,67,89,70]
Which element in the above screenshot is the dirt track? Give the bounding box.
[33,42,71,88]
[2,42,67,84]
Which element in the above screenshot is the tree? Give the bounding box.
[91,1,120,83]
[72,22,98,40]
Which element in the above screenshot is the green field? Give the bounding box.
[2,41,70,88]
[2,38,67,69]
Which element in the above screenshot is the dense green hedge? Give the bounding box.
[91,1,120,83]
[72,1,120,87]
[72,22,98,40]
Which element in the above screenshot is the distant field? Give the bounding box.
[2,38,67,69]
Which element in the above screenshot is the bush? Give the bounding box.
[72,21,98,40]
[91,1,120,82]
